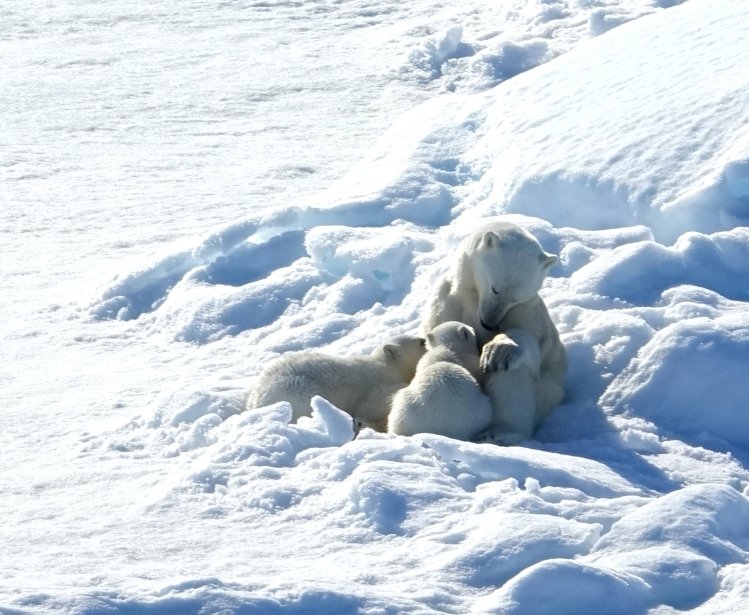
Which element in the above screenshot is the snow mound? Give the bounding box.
[466,1,749,241]
[602,310,749,448]
[404,25,474,81]
[476,558,650,615]
[478,482,749,615]
[570,228,749,304]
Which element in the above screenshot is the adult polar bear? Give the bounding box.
[423,219,566,441]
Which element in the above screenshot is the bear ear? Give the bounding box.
[458,325,471,341]
[383,344,398,360]
[426,332,436,348]
[541,252,558,270]
[481,231,500,249]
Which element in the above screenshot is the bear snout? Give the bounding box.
[478,299,510,331]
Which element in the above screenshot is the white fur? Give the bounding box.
[481,329,542,445]
[423,220,566,440]
[388,322,493,440]
[247,335,426,431]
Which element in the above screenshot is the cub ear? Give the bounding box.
[426,332,436,348]
[482,231,500,249]
[458,325,471,341]
[383,344,398,360]
[541,252,558,270]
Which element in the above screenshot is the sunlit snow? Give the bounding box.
[3,0,749,613]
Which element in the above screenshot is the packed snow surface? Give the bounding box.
[3,0,749,613]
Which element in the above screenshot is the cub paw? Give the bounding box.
[480,338,522,373]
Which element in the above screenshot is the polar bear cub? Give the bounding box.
[481,328,543,445]
[247,335,426,431]
[388,321,493,440]
[423,219,566,431]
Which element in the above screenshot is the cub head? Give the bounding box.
[380,334,428,381]
[470,223,557,332]
[426,321,478,355]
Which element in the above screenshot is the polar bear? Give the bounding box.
[247,334,426,431]
[423,220,566,438]
[388,321,493,440]
[480,329,543,445]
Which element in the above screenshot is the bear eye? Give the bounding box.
[491,286,499,295]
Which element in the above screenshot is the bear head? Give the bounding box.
[470,224,557,332]
[380,334,428,381]
[426,321,479,355]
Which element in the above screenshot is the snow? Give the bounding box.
[3,0,749,613]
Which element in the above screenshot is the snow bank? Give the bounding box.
[477,482,749,614]
[465,3,749,241]
[602,309,749,448]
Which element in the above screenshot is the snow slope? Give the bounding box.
[3,0,749,613]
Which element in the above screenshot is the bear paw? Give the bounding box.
[480,337,522,373]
